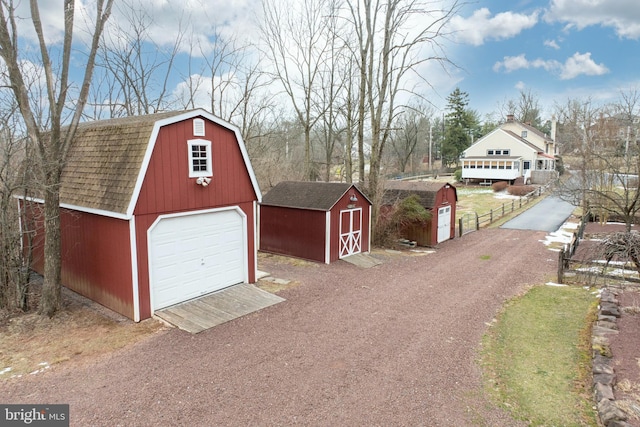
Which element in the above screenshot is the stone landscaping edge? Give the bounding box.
[593,288,632,427]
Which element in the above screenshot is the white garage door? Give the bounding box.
[148,209,246,311]
[437,205,451,243]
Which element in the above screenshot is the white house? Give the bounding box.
[460,115,558,184]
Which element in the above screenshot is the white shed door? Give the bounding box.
[437,206,451,243]
[149,209,246,311]
[339,208,362,258]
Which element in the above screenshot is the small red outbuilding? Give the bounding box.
[259,181,371,263]
[22,109,261,321]
[382,180,457,246]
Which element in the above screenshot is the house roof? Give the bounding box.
[518,121,553,143]
[261,181,369,211]
[34,109,261,218]
[59,111,184,216]
[502,129,546,152]
[382,180,457,208]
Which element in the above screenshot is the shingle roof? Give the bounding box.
[519,120,553,143]
[382,180,457,208]
[58,111,187,215]
[261,181,363,210]
[502,129,545,152]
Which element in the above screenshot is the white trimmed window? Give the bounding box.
[188,139,212,177]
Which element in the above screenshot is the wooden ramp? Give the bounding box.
[155,283,285,334]
[342,253,382,268]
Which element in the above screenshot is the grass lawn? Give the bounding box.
[481,284,599,426]
[454,184,545,227]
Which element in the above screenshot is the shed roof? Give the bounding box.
[261,181,368,211]
[382,180,457,208]
[59,111,183,216]
[33,109,261,218]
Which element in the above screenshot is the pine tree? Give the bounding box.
[442,88,476,167]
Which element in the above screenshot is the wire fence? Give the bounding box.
[557,213,640,286]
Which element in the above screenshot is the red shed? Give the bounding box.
[259,181,371,263]
[382,181,457,246]
[21,110,261,321]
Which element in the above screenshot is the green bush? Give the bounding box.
[454,169,462,182]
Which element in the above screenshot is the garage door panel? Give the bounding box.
[149,209,246,311]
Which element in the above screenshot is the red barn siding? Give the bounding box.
[260,206,327,263]
[30,205,134,318]
[329,191,371,262]
[134,201,257,320]
[26,113,259,321]
[407,186,456,246]
[135,118,257,216]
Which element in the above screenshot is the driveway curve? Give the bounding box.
[3,228,556,426]
[501,195,576,232]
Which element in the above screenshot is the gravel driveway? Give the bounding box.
[3,228,556,426]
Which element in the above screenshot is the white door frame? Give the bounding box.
[147,206,248,313]
[339,208,362,258]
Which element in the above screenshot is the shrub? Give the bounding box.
[492,181,508,192]
[454,169,462,182]
[374,195,431,247]
[507,185,535,196]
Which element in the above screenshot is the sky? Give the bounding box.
[446,0,640,119]
[5,0,640,123]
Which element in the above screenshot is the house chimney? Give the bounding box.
[506,114,514,122]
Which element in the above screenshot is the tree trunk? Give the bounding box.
[39,169,63,317]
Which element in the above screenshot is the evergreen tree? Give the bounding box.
[442,88,476,167]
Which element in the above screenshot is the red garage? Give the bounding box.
[382,180,457,246]
[259,181,371,263]
[21,110,261,321]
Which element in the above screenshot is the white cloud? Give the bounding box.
[544,39,560,49]
[449,7,539,46]
[493,52,608,80]
[8,0,262,56]
[493,54,560,73]
[546,0,640,39]
[559,52,609,79]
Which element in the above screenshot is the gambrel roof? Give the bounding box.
[30,109,261,218]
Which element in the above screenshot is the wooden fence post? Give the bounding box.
[475,212,479,230]
[459,218,463,237]
[557,247,565,284]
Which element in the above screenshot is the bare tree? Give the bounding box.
[314,0,350,182]
[0,0,114,316]
[0,94,33,311]
[389,109,423,173]
[555,94,640,232]
[499,89,544,128]
[92,0,181,117]
[346,0,460,225]
[260,0,332,181]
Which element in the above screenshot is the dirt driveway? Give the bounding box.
[2,228,556,426]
